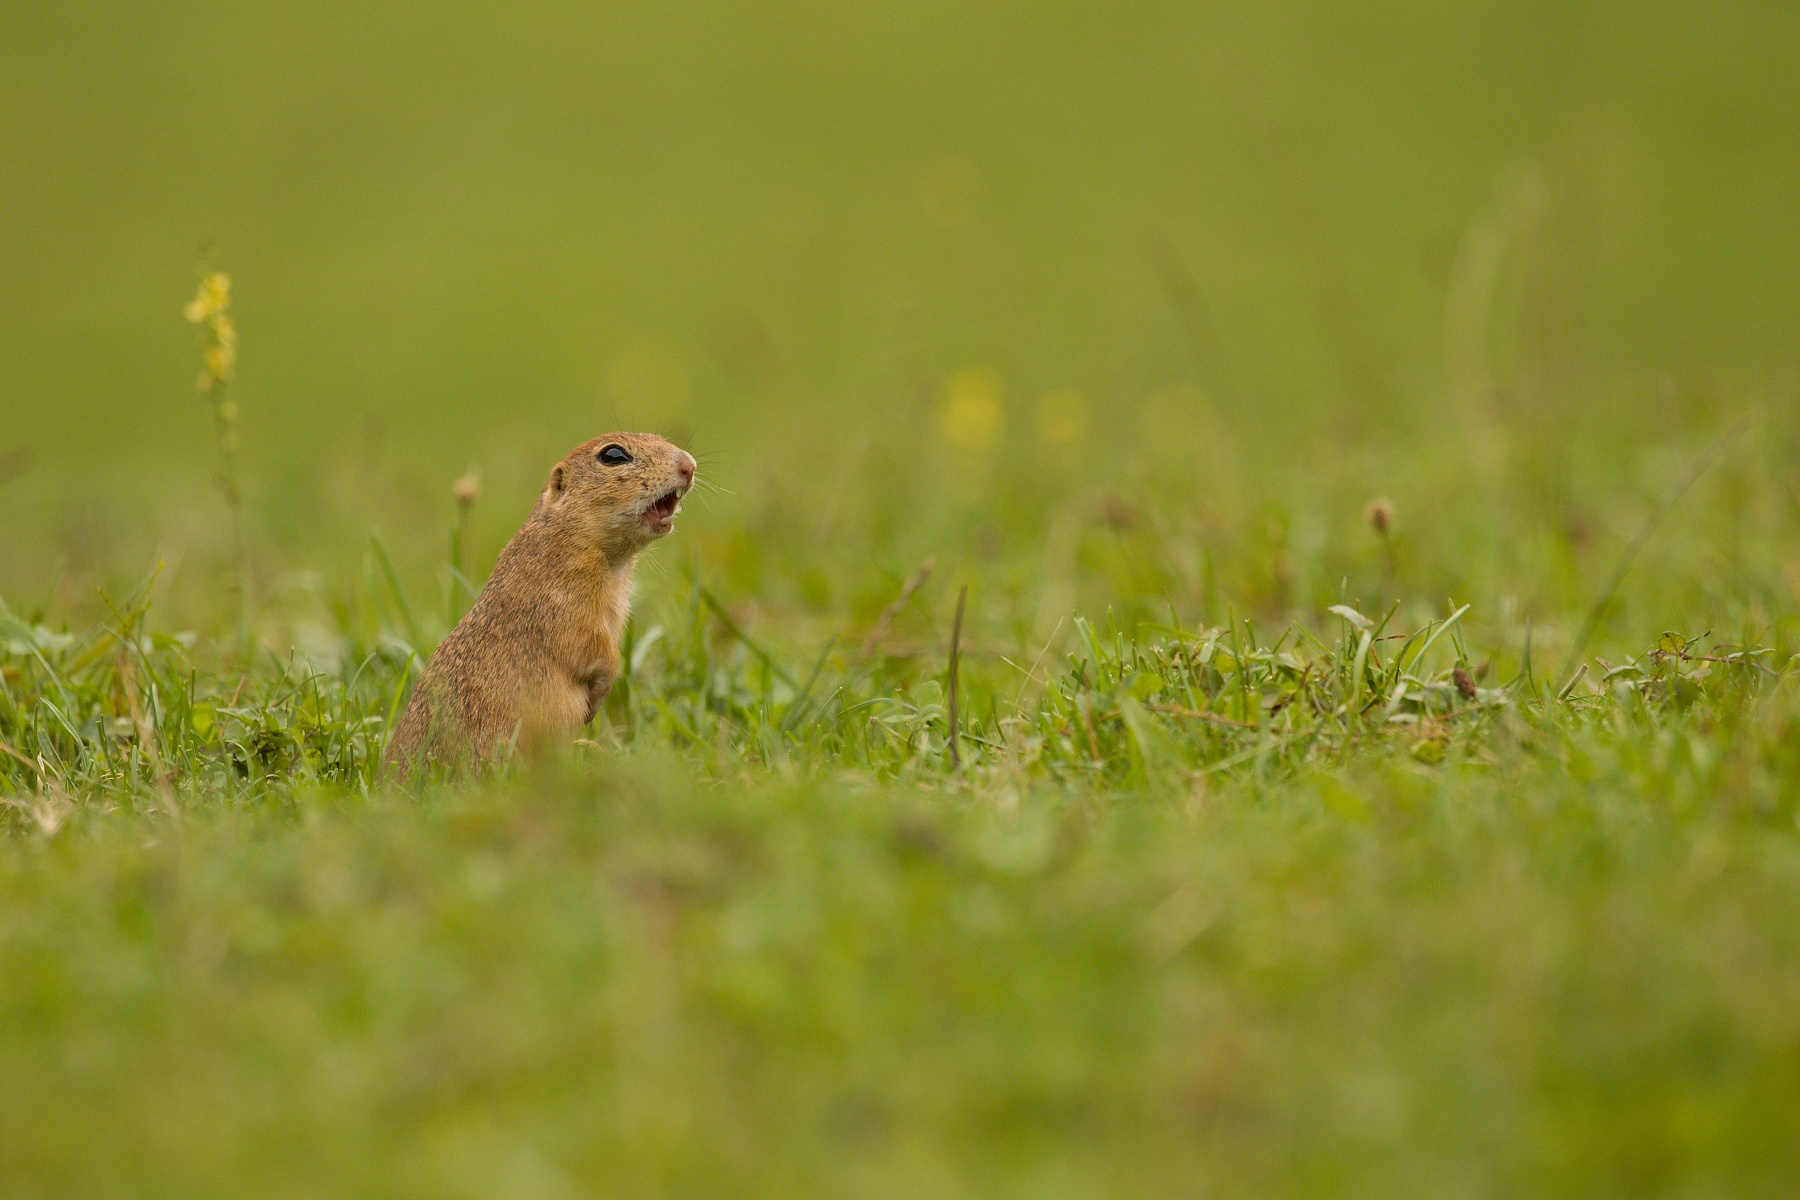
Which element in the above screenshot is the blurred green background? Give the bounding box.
[2,1,1797,625]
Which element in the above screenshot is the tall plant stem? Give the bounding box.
[947,584,967,769]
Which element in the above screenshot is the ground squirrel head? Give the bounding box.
[539,432,696,556]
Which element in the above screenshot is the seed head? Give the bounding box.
[453,466,482,509]
[1364,496,1395,537]
[1453,666,1477,700]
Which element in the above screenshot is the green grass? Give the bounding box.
[4,489,1800,1195]
[7,751,1800,1198]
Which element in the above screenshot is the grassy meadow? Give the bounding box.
[5,3,1800,1195]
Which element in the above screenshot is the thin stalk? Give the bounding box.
[947,585,968,769]
[1556,412,1751,688]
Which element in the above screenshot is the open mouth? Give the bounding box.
[642,487,683,530]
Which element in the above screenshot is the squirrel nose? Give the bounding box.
[676,452,695,487]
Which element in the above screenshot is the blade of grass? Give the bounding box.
[369,531,424,653]
[947,585,967,769]
[860,557,935,660]
[699,587,797,689]
[1556,412,1751,688]
[780,637,838,734]
[1407,604,1472,676]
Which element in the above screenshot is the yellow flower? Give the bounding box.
[204,342,236,382]
[211,314,236,348]
[184,272,231,323]
[937,366,1004,454]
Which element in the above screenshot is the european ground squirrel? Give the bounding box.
[387,433,695,774]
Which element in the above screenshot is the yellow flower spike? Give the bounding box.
[184,272,231,323]
[211,315,236,347]
[204,343,236,382]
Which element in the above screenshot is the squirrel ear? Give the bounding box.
[549,464,565,497]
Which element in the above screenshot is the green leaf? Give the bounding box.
[1412,738,1446,765]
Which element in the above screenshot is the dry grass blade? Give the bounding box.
[117,651,179,823]
[0,738,41,775]
[860,557,935,660]
[1145,703,1260,730]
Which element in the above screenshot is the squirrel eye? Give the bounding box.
[597,444,632,465]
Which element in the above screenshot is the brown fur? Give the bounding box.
[386,433,695,775]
